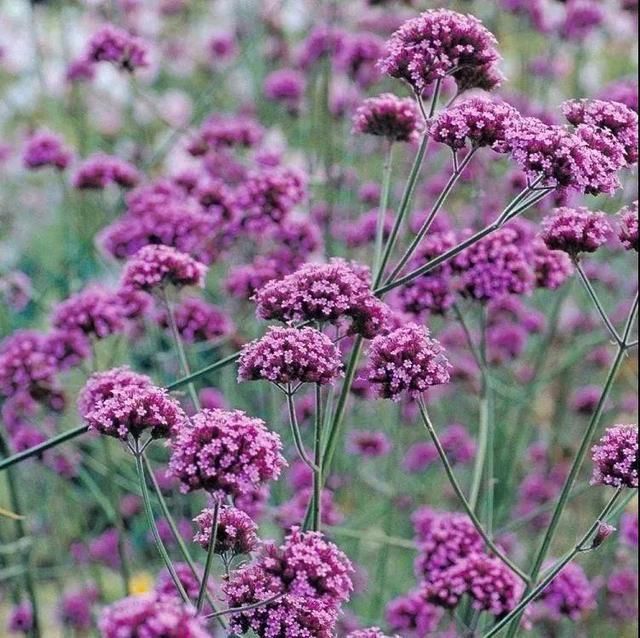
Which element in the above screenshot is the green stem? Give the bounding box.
[285,389,318,471]
[312,383,323,531]
[196,499,220,613]
[373,143,394,278]
[133,445,189,603]
[485,488,625,638]
[166,352,241,391]
[417,399,529,583]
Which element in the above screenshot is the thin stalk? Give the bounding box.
[485,488,624,638]
[505,295,638,636]
[574,260,622,345]
[311,383,323,531]
[142,455,225,627]
[0,434,41,637]
[285,389,318,471]
[162,288,200,410]
[204,593,285,620]
[373,142,394,278]
[0,425,88,472]
[133,444,189,603]
[417,399,529,584]
[166,352,241,391]
[196,499,220,613]
[386,148,476,284]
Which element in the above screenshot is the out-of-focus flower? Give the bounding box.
[23,130,72,171]
[86,24,150,71]
[537,562,596,621]
[72,154,140,189]
[617,201,638,251]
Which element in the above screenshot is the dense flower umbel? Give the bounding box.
[618,201,638,251]
[52,286,126,339]
[23,130,72,171]
[158,297,231,343]
[98,594,211,638]
[238,326,343,386]
[168,409,285,497]
[364,324,450,401]
[263,68,306,110]
[378,9,502,94]
[78,366,153,418]
[255,259,392,338]
[430,97,519,152]
[121,245,207,291]
[538,562,596,620]
[562,99,639,165]
[353,93,421,143]
[540,207,611,257]
[72,154,140,189]
[590,424,638,488]
[193,505,259,555]
[86,24,150,71]
[386,590,443,636]
[224,527,353,636]
[83,382,187,441]
[531,239,574,289]
[424,552,520,615]
[0,330,57,399]
[452,228,534,301]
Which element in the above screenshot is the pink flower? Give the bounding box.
[353,93,421,143]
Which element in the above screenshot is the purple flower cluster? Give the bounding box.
[238,326,343,386]
[255,259,392,339]
[224,527,353,638]
[538,562,596,620]
[58,586,98,632]
[86,24,150,71]
[189,114,264,153]
[263,68,306,111]
[378,9,502,94]
[121,245,207,291]
[618,201,638,252]
[347,430,392,457]
[386,590,443,636]
[453,228,534,301]
[346,630,394,638]
[591,424,638,488]
[72,154,140,190]
[23,130,72,171]
[403,424,476,473]
[531,238,574,289]
[98,594,210,638]
[364,324,451,401]
[275,487,343,531]
[82,379,186,441]
[159,297,231,343]
[353,93,421,143]
[541,207,611,257]
[193,505,259,555]
[562,99,638,165]
[168,408,285,497]
[430,97,519,152]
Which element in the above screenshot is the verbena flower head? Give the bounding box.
[424,552,520,615]
[364,324,451,401]
[386,590,443,636]
[254,258,392,338]
[538,562,596,620]
[78,366,153,418]
[72,154,140,190]
[264,68,306,110]
[506,117,624,195]
[618,201,638,252]
[155,563,203,601]
[224,527,353,636]
[191,114,264,153]
[0,330,57,400]
[23,130,72,171]
[58,586,98,632]
[193,505,259,556]
[52,286,126,340]
[430,97,519,152]
[82,381,187,441]
[378,9,502,94]
[353,93,421,143]
[86,24,150,71]
[169,408,285,497]
[98,594,211,638]
[347,430,392,457]
[121,245,207,291]
[45,329,91,371]
[531,238,574,289]
[159,297,231,343]
[590,424,638,488]
[540,206,611,257]
[562,99,638,165]
[238,326,343,386]
[7,602,33,634]
[453,228,534,301]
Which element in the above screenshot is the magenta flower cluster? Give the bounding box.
[353,93,421,143]
[85,24,150,71]
[364,324,451,401]
[238,326,343,386]
[538,562,596,620]
[618,201,638,252]
[72,154,140,190]
[168,408,285,497]
[158,297,231,343]
[23,130,72,171]
[591,424,638,488]
[193,505,259,556]
[378,9,502,94]
[541,206,612,257]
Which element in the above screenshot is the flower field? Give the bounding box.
[0,1,637,636]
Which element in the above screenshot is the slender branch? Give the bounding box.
[285,389,318,471]
[310,383,323,531]
[204,593,285,620]
[166,352,241,391]
[373,142,394,278]
[417,399,529,584]
[196,499,220,613]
